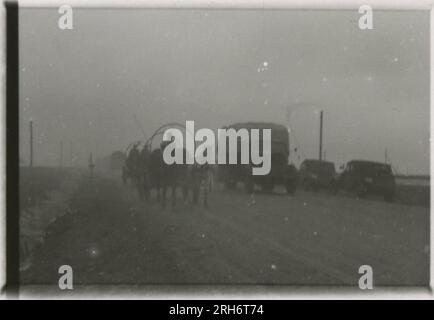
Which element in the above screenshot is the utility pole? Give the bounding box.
[385,148,388,164]
[60,141,63,168]
[319,110,323,161]
[29,119,33,167]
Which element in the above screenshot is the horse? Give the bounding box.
[145,145,211,208]
[150,146,189,208]
[123,143,141,186]
[187,163,213,208]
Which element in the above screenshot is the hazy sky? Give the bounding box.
[19,8,429,174]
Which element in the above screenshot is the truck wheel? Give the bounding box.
[329,181,338,195]
[355,183,368,198]
[193,187,200,205]
[262,181,274,193]
[384,192,395,202]
[286,164,298,195]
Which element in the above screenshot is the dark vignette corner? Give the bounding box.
[4,0,19,298]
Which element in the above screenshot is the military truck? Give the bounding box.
[217,122,298,194]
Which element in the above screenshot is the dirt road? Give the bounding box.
[21,172,429,287]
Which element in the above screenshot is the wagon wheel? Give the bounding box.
[144,122,194,152]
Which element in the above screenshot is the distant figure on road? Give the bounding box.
[89,152,95,179]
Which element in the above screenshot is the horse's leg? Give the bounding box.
[144,174,150,202]
[191,171,200,205]
[172,184,176,207]
[182,183,189,203]
[203,177,209,209]
[209,171,214,192]
[162,184,167,208]
[135,177,144,200]
[181,169,190,204]
[156,181,161,203]
[140,177,146,201]
[193,179,199,205]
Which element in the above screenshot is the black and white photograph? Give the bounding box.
[1,0,432,301]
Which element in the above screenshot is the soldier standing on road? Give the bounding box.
[160,134,174,153]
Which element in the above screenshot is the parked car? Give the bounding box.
[299,159,336,191]
[331,160,396,201]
